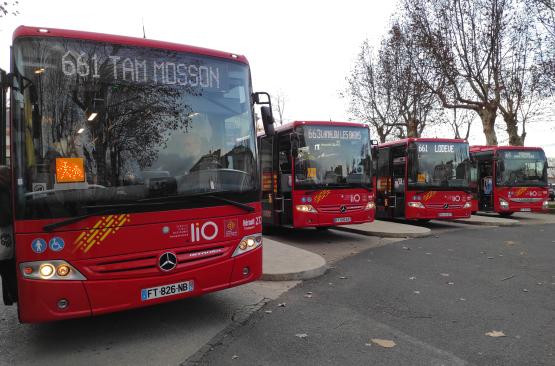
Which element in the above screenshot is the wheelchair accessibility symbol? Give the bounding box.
[31,238,47,254]
[49,237,65,252]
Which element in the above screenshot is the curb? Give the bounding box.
[333,225,431,239]
[261,238,328,282]
[451,218,519,227]
[261,263,329,281]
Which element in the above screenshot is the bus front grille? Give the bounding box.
[77,244,231,279]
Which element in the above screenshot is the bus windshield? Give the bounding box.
[293,125,372,189]
[408,141,470,189]
[12,37,257,220]
[496,150,547,187]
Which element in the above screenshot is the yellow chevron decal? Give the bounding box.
[73,214,131,254]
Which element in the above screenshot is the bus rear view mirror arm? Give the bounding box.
[253,92,275,136]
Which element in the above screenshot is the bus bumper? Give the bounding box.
[17,247,262,323]
[406,207,472,220]
[293,210,375,228]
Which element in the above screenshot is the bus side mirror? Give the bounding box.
[291,138,299,158]
[260,106,275,136]
[371,146,379,158]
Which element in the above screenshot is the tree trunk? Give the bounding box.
[504,113,525,146]
[376,126,387,143]
[478,105,498,146]
[406,118,419,138]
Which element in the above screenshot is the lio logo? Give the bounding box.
[191,221,219,242]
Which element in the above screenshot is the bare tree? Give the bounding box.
[496,4,545,145]
[344,40,396,143]
[404,0,506,145]
[344,23,439,142]
[272,91,286,125]
[0,1,19,18]
[380,22,439,138]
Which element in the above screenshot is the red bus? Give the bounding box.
[469,145,549,216]
[374,138,473,221]
[258,121,375,230]
[0,26,276,323]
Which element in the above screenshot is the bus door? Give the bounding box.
[276,133,294,226]
[260,135,275,226]
[376,146,390,218]
[477,159,494,211]
[0,68,16,305]
[390,145,407,217]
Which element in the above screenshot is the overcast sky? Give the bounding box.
[0,0,553,156]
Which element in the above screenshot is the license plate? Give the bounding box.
[520,208,531,212]
[141,280,194,301]
[334,217,352,223]
[438,212,453,217]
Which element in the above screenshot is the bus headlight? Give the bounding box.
[21,260,86,281]
[463,201,472,209]
[364,202,375,210]
[408,202,425,209]
[39,264,55,279]
[499,198,510,209]
[543,200,549,210]
[233,234,262,257]
[296,204,317,213]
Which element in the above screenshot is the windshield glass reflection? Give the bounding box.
[12,37,257,220]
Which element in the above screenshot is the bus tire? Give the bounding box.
[316,226,330,231]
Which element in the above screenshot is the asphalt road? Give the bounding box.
[189,224,555,366]
[0,280,298,366]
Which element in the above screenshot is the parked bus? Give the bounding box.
[374,138,472,221]
[469,145,549,216]
[0,26,276,323]
[258,121,375,230]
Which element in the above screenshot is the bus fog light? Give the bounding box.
[408,202,425,209]
[242,267,250,276]
[233,234,262,257]
[57,299,69,310]
[57,264,71,277]
[39,264,55,279]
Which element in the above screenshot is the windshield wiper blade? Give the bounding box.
[43,207,122,232]
[139,192,255,213]
[43,201,169,232]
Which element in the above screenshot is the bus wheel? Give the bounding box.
[499,212,514,217]
[416,219,431,223]
[316,226,330,231]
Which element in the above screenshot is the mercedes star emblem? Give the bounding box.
[159,252,177,272]
[443,203,449,209]
[340,205,347,213]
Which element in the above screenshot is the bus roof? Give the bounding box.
[379,137,467,148]
[470,145,545,153]
[12,26,249,65]
[274,120,368,134]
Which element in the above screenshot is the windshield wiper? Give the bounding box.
[43,201,169,232]
[43,207,121,232]
[138,192,255,213]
